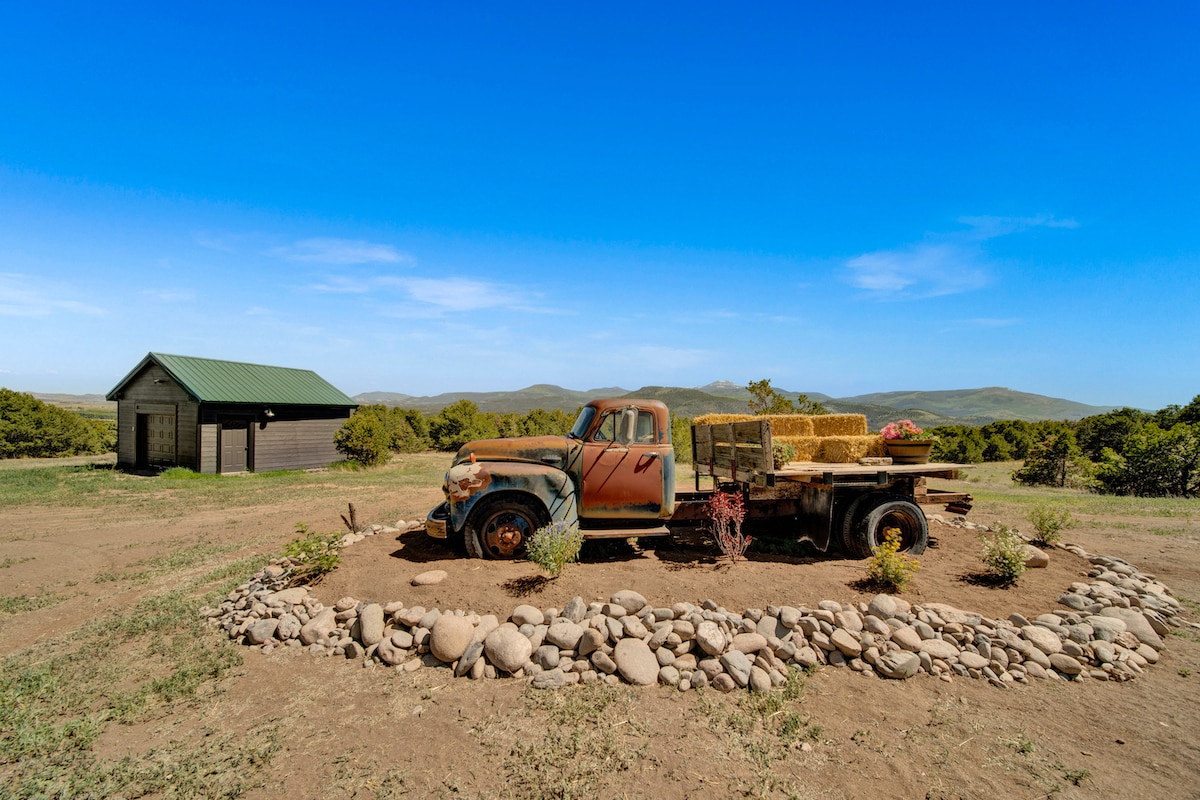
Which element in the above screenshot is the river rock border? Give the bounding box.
[201,524,1195,692]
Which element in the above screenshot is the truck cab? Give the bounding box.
[425,399,676,559]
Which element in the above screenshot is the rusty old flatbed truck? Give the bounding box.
[424,398,971,560]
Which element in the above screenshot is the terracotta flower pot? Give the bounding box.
[884,440,934,464]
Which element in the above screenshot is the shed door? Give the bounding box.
[220,421,249,473]
[139,412,177,467]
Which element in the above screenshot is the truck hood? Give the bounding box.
[453,436,577,469]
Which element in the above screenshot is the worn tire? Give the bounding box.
[841,495,928,560]
[464,496,547,560]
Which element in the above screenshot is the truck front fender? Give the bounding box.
[446,460,578,532]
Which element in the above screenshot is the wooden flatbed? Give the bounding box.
[685,419,973,556]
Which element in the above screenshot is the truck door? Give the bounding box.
[580,407,666,519]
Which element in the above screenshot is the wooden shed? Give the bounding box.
[106,353,357,473]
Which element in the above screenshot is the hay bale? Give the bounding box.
[816,436,887,463]
[773,436,821,462]
[809,414,869,437]
[692,413,755,426]
[761,414,815,437]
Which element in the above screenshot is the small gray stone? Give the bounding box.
[300,608,338,645]
[748,666,772,693]
[831,628,863,658]
[1021,625,1064,655]
[732,632,769,654]
[430,615,475,663]
[358,603,385,646]
[1049,653,1084,675]
[411,569,448,586]
[875,651,921,679]
[511,604,545,626]
[484,626,533,674]
[531,670,567,689]
[545,621,585,650]
[919,638,960,660]
[610,589,648,615]
[614,638,658,686]
[720,650,753,688]
[246,618,279,645]
[712,673,737,692]
[591,650,618,674]
[696,621,726,656]
[455,641,485,677]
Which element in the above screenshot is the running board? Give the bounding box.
[582,526,672,539]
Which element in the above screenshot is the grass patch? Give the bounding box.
[494,682,648,799]
[93,536,270,586]
[0,452,448,517]
[0,590,65,615]
[0,579,257,796]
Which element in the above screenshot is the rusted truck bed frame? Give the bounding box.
[677,419,973,555]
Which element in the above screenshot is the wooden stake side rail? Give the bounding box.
[692,419,773,485]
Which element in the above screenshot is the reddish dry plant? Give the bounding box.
[705,490,750,563]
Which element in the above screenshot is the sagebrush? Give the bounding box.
[1028,505,1075,545]
[980,523,1027,584]
[526,521,584,576]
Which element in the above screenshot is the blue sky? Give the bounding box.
[1,4,1197,409]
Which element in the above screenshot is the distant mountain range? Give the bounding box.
[353,382,1122,429]
[27,384,1121,429]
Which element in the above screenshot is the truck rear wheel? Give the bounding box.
[841,495,928,559]
[465,497,547,560]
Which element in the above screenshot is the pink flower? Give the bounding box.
[881,419,924,440]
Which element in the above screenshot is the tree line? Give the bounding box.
[932,395,1200,498]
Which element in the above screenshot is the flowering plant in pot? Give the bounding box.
[880,420,934,463]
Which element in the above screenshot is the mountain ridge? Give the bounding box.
[351,383,1123,427]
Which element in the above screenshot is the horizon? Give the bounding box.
[2,4,1197,409]
[26,380,1139,413]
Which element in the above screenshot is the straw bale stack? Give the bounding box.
[692,413,755,426]
[817,436,887,463]
[772,436,821,462]
[692,411,878,463]
[809,414,869,437]
[761,414,815,436]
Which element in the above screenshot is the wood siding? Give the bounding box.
[253,415,347,471]
[113,364,199,469]
[199,424,219,474]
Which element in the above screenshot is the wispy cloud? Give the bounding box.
[845,243,989,298]
[957,214,1079,239]
[0,273,107,317]
[271,238,412,265]
[388,277,522,312]
[845,212,1077,299]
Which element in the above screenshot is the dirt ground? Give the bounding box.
[3,464,1200,799]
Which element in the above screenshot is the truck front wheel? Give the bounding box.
[841,495,928,559]
[465,497,547,560]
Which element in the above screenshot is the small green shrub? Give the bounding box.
[282,523,343,585]
[526,521,584,577]
[772,441,796,470]
[980,524,1027,584]
[1028,505,1075,545]
[865,527,920,592]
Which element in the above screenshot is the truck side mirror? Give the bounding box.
[617,408,638,445]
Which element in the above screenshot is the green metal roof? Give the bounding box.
[107,353,357,406]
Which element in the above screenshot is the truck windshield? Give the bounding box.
[568,406,596,439]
